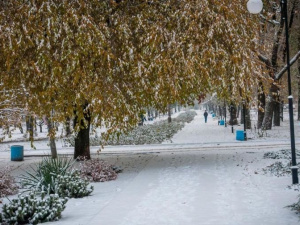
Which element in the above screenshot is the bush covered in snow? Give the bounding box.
[0,190,67,224]
[65,110,197,146]
[20,157,93,198]
[20,157,74,194]
[263,149,300,177]
[262,161,293,177]
[0,166,18,198]
[287,196,300,214]
[79,158,120,182]
[53,171,94,198]
[264,149,300,160]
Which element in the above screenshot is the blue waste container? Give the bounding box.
[219,120,225,125]
[236,130,245,141]
[212,113,215,118]
[11,145,24,161]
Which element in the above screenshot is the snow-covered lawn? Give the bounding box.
[1,109,300,225]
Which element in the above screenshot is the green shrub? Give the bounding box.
[20,157,75,194]
[0,190,67,224]
[53,171,94,198]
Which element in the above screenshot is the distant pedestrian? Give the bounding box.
[204,110,208,123]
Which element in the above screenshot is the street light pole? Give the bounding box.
[282,0,298,184]
[243,101,247,140]
[247,0,298,184]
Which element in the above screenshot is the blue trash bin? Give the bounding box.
[219,120,225,125]
[236,130,245,141]
[11,145,24,161]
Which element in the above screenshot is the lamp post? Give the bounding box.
[247,0,298,184]
[242,101,247,140]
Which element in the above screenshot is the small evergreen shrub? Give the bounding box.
[0,166,18,198]
[0,190,67,224]
[20,157,74,194]
[79,158,119,182]
[53,171,94,198]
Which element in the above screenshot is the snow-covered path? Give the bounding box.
[165,110,237,144]
[46,149,298,225]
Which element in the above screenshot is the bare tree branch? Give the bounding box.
[275,50,300,80]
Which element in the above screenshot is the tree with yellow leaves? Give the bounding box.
[0,0,264,159]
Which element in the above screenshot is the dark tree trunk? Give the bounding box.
[229,104,238,125]
[74,108,91,160]
[65,117,71,136]
[260,4,285,130]
[246,108,251,129]
[39,124,43,133]
[240,104,244,125]
[168,104,172,123]
[18,123,23,134]
[45,117,57,159]
[262,84,279,130]
[26,115,34,141]
[257,82,265,129]
[218,106,222,119]
[273,99,281,126]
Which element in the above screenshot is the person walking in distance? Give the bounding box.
[204,110,208,123]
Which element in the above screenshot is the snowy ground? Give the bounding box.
[1,109,300,225]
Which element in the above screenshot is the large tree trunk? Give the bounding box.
[241,104,244,125]
[273,99,281,126]
[257,82,265,129]
[246,107,251,129]
[229,104,238,125]
[65,117,71,136]
[168,104,172,123]
[45,117,57,159]
[74,109,91,160]
[26,115,34,141]
[262,84,279,130]
[260,3,285,130]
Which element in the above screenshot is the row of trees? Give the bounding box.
[204,0,300,130]
[0,0,274,159]
[255,0,300,129]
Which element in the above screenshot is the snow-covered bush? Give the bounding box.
[173,110,197,123]
[0,166,18,198]
[263,149,300,177]
[0,190,67,224]
[64,110,197,146]
[264,149,300,160]
[53,171,93,198]
[20,157,74,194]
[262,161,293,177]
[79,158,119,182]
[287,196,300,214]
[20,157,93,198]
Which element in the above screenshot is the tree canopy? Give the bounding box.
[0,0,264,136]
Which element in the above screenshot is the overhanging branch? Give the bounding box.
[275,50,300,80]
